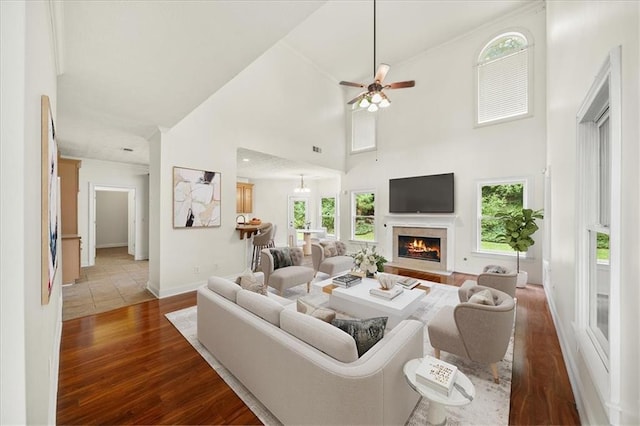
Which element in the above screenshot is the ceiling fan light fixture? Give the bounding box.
[367,103,379,112]
[371,92,382,104]
[359,97,370,108]
[379,98,390,108]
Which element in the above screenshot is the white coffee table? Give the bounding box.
[403,358,475,426]
[312,276,428,328]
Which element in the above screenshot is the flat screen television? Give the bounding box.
[389,173,454,213]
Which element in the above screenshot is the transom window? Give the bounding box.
[476,31,532,125]
[477,179,527,254]
[351,109,376,153]
[351,191,375,241]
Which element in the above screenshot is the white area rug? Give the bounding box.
[166,282,513,425]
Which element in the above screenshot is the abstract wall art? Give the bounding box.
[173,166,221,228]
[41,95,58,305]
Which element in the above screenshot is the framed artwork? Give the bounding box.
[41,95,58,305]
[173,166,221,228]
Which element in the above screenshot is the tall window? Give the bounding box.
[476,31,532,125]
[477,179,526,253]
[352,191,375,241]
[351,109,376,153]
[320,196,337,237]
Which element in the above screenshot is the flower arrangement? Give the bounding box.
[352,245,387,275]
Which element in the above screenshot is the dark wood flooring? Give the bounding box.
[57,270,580,425]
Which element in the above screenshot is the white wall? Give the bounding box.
[0,1,62,424]
[149,42,345,297]
[0,2,27,423]
[96,191,128,247]
[342,3,547,282]
[546,1,639,424]
[76,158,149,264]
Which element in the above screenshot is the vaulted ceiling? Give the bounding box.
[56,0,531,169]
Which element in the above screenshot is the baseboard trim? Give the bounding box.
[96,243,128,249]
[147,279,206,299]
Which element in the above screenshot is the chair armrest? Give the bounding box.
[311,243,325,271]
[260,248,274,285]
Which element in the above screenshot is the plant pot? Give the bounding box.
[516,271,528,288]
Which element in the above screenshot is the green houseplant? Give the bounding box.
[496,208,544,286]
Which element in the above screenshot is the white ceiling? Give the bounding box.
[56,0,532,171]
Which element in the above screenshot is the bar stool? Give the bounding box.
[251,223,273,271]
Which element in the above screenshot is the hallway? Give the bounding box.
[61,247,154,321]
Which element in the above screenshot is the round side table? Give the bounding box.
[403,358,475,426]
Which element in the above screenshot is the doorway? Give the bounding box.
[89,185,137,266]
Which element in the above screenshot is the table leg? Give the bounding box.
[427,400,447,426]
[303,233,312,255]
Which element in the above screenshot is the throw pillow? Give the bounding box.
[297,298,336,323]
[468,289,496,306]
[236,269,267,295]
[331,317,388,357]
[483,264,508,274]
[270,248,293,270]
[320,241,338,258]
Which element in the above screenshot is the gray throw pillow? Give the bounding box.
[320,241,338,258]
[270,248,293,270]
[237,270,267,295]
[331,317,388,357]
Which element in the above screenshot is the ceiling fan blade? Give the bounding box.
[347,92,366,105]
[340,81,366,88]
[385,80,416,89]
[374,63,390,83]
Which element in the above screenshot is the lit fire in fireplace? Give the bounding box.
[398,235,441,262]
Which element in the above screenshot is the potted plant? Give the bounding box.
[352,245,387,277]
[496,208,544,287]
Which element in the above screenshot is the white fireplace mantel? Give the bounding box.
[383,214,457,273]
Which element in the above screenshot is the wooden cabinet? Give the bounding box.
[236,182,254,213]
[59,158,82,284]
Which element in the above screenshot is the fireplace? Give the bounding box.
[398,235,441,263]
[390,225,449,273]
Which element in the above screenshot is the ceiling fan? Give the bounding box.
[339,0,415,112]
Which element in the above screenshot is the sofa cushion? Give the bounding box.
[331,317,388,357]
[319,241,338,258]
[280,309,358,363]
[297,298,336,323]
[269,248,293,270]
[207,276,241,302]
[468,289,495,306]
[236,289,284,326]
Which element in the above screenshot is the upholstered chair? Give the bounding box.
[458,267,517,300]
[260,247,315,295]
[311,241,354,278]
[250,223,274,271]
[427,285,515,383]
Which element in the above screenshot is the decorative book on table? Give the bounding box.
[415,355,458,396]
[397,277,419,289]
[369,286,403,300]
[332,273,362,288]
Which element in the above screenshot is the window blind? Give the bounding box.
[477,49,529,124]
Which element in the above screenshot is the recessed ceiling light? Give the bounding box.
[242,158,250,162]
[122,147,134,152]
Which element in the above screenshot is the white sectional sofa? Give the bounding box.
[197,276,424,425]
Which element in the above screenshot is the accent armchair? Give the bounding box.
[260,247,314,295]
[311,241,354,278]
[458,266,517,300]
[427,285,515,383]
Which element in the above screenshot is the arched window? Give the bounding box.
[476,31,532,125]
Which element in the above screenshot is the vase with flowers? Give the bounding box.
[352,245,387,277]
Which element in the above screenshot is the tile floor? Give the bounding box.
[62,247,154,321]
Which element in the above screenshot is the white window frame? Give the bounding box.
[474,29,534,127]
[319,194,339,239]
[349,108,377,154]
[474,176,532,256]
[575,46,621,423]
[351,189,376,242]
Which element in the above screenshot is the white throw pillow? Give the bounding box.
[297,298,336,323]
[236,269,267,295]
[468,289,496,306]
